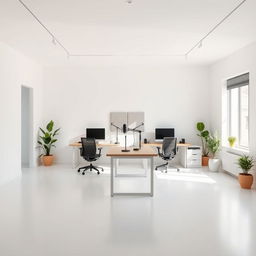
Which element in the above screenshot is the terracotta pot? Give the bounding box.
[238,173,253,189]
[42,155,54,166]
[202,156,209,166]
[209,158,221,172]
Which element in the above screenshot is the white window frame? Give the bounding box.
[227,84,249,150]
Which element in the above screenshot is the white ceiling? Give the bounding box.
[0,0,255,66]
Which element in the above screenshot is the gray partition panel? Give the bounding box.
[110,112,127,131]
[127,112,145,131]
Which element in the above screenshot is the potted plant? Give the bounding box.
[228,136,236,147]
[207,134,221,172]
[38,120,60,166]
[196,122,210,166]
[237,155,254,189]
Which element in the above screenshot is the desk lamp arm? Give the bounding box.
[111,123,121,144]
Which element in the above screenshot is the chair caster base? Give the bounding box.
[78,164,103,175]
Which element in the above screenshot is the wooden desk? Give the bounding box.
[106,146,158,157]
[69,141,192,168]
[69,142,191,148]
[107,145,157,197]
[69,142,117,147]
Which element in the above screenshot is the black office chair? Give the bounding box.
[77,137,104,175]
[155,137,179,173]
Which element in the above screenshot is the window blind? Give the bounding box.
[227,73,249,90]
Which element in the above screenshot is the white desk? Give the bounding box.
[106,146,157,197]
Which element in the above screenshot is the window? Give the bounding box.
[227,73,249,149]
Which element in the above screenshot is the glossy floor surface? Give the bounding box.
[0,165,255,256]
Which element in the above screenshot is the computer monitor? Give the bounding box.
[86,128,105,140]
[155,128,175,140]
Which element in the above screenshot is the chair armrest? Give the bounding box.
[156,146,161,155]
[98,147,103,156]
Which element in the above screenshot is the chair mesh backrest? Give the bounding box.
[81,137,96,159]
[162,137,177,157]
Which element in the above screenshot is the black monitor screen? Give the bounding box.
[155,128,175,139]
[86,128,105,140]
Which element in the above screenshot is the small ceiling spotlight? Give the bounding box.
[52,37,56,45]
[127,0,132,4]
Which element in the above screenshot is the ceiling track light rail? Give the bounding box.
[17,0,247,59]
[185,0,247,57]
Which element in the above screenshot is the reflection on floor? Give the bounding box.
[156,169,216,184]
[0,164,255,256]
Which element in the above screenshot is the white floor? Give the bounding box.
[0,165,255,256]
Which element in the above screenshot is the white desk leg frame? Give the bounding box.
[111,157,114,197]
[150,157,154,196]
[114,159,147,178]
[110,156,154,197]
[72,147,80,169]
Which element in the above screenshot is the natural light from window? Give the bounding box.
[156,170,216,184]
[227,73,249,150]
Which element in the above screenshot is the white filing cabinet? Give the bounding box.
[179,146,202,168]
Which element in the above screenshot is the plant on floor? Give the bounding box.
[196,122,209,157]
[207,133,221,172]
[207,134,221,159]
[237,155,254,174]
[38,120,60,166]
[228,136,236,147]
[196,122,210,166]
[237,155,254,189]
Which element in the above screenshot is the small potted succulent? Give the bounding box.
[207,134,221,172]
[228,136,236,147]
[196,122,210,166]
[38,120,60,166]
[237,155,254,189]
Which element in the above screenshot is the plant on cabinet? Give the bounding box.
[207,134,221,172]
[196,122,210,166]
[237,155,254,189]
[38,120,60,166]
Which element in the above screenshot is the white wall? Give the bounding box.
[0,42,43,185]
[42,64,210,164]
[209,42,256,185]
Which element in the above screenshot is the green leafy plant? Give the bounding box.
[237,155,254,174]
[38,120,60,156]
[207,134,221,158]
[228,136,236,147]
[196,122,209,157]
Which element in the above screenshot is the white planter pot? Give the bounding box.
[208,158,221,172]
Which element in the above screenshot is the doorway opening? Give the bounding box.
[21,86,33,168]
